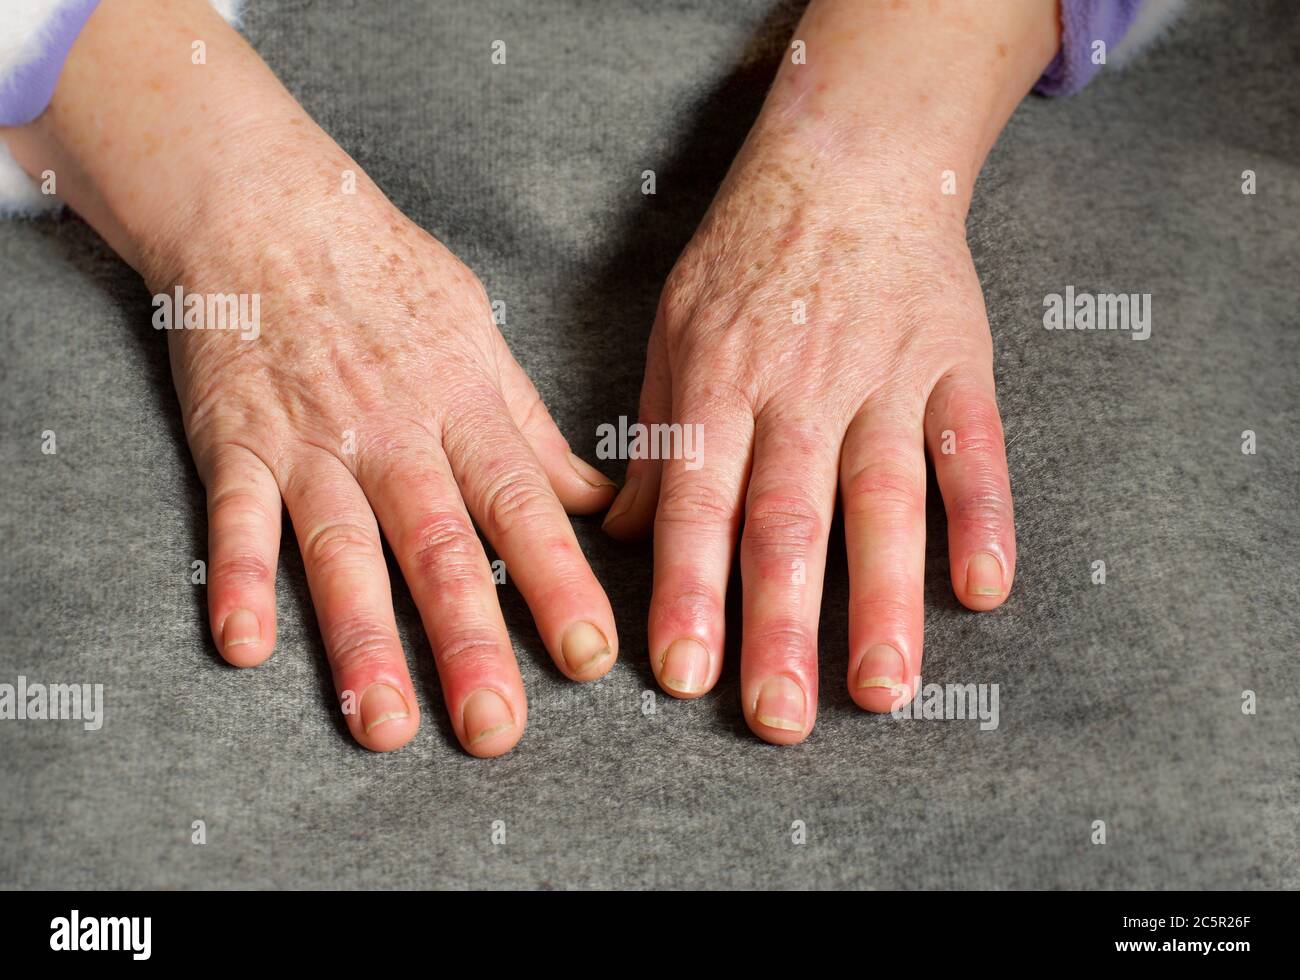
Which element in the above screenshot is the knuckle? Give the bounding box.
[406,512,483,586]
[209,553,274,590]
[744,493,822,559]
[514,392,551,440]
[656,481,735,530]
[656,579,720,613]
[325,615,399,674]
[660,261,701,325]
[850,593,919,631]
[949,486,1013,534]
[434,628,504,673]
[748,620,816,663]
[949,422,1004,458]
[209,487,275,530]
[303,520,379,572]
[482,472,554,537]
[935,390,1004,457]
[843,458,925,520]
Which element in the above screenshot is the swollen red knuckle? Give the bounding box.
[950,489,1012,534]
[407,512,481,578]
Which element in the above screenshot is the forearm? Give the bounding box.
[745,0,1060,217]
[0,0,383,288]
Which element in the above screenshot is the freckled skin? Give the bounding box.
[172,188,521,454]
[2,0,624,758]
[606,0,1059,744]
[2,0,1060,755]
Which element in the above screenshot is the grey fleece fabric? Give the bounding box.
[0,0,1296,890]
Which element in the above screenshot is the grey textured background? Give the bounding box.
[1,0,1296,889]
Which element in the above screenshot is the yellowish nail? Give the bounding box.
[966,552,1005,596]
[561,621,613,675]
[659,638,710,695]
[754,675,806,732]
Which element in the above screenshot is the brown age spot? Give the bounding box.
[996,42,1008,58]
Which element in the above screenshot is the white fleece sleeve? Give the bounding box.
[0,0,244,217]
[1110,0,1188,66]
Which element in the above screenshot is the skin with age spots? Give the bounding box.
[3,0,623,757]
[604,0,1059,744]
[1,0,1061,757]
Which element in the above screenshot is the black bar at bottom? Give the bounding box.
[0,889,1283,966]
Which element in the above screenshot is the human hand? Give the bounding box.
[2,0,618,756]
[603,0,1058,743]
[605,135,1014,742]
[166,191,619,756]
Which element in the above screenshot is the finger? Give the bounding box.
[840,402,927,713]
[738,410,839,743]
[647,381,751,699]
[925,370,1016,611]
[360,445,526,758]
[204,444,281,668]
[498,358,616,515]
[603,318,672,541]
[281,452,419,752]
[443,392,618,682]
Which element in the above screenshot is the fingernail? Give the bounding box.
[568,452,616,489]
[602,475,641,527]
[755,675,806,732]
[659,638,710,694]
[360,683,409,734]
[561,621,612,674]
[966,552,1005,597]
[856,643,908,694]
[221,608,261,650]
[463,688,515,745]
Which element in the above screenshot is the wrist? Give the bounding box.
[748,0,1060,216]
[0,0,389,288]
[131,124,394,293]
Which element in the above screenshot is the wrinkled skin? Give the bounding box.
[605,120,1017,743]
[169,196,620,757]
